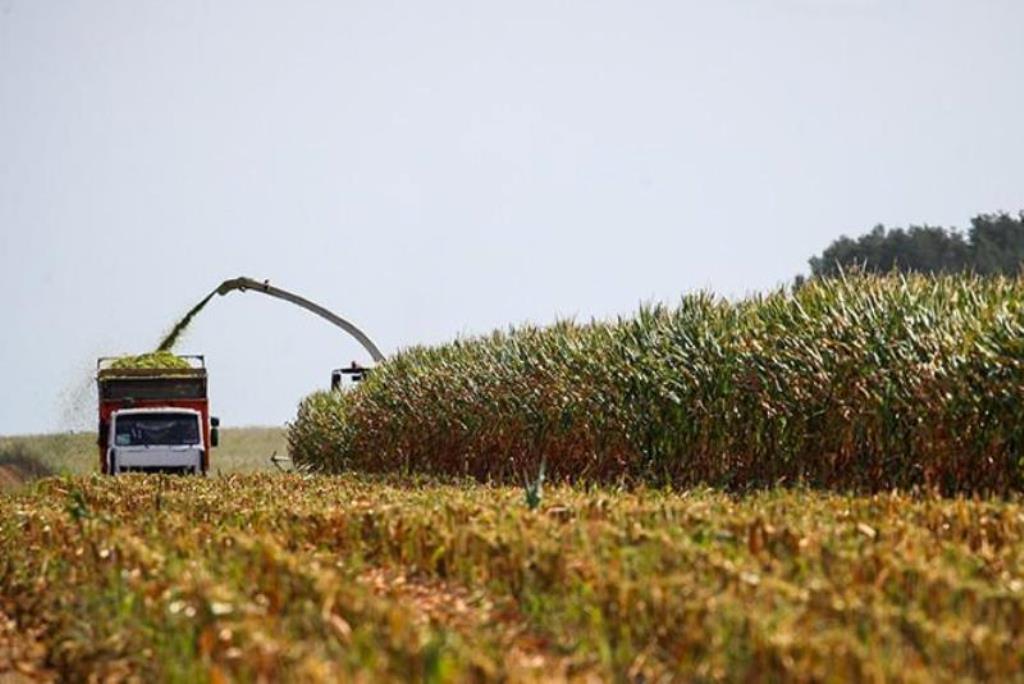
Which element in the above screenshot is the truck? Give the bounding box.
[96,356,219,475]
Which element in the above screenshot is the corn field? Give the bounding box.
[3,475,1023,681]
[290,274,1024,493]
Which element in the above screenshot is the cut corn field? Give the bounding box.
[3,475,1024,681]
[291,273,1024,493]
[7,273,1024,681]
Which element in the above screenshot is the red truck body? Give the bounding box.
[96,356,213,474]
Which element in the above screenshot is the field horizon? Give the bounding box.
[0,427,288,490]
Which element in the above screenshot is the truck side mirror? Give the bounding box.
[211,428,220,448]
[211,417,220,427]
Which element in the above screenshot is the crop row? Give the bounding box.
[290,273,1024,492]
[2,475,1023,680]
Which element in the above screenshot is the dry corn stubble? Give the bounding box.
[2,475,1023,681]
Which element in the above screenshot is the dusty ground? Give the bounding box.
[0,466,23,492]
[0,458,50,494]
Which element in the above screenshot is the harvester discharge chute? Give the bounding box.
[214,276,385,365]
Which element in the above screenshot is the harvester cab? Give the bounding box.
[331,361,372,391]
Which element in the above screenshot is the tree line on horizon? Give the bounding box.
[806,211,1024,279]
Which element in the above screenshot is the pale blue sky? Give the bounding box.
[2,1,1022,434]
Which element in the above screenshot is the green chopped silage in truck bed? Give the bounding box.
[108,351,192,370]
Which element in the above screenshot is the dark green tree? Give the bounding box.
[969,213,1024,276]
[808,212,1024,278]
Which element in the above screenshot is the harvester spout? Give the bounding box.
[216,277,250,296]
[214,276,385,363]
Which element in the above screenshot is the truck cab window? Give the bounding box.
[114,414,200,447]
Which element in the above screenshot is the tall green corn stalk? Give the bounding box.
[289,274,1024,493]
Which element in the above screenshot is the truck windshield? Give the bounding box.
[114,414,200,447]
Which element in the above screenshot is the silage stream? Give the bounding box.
[156,290,218,352]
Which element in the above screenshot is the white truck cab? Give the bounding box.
[107,407,207,475]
